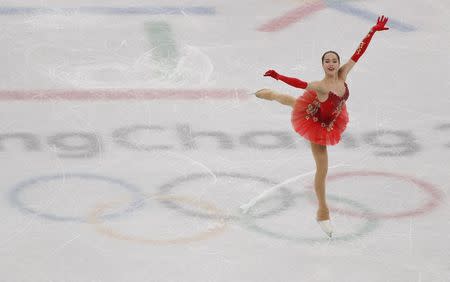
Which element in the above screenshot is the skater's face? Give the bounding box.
[322,53,340,75]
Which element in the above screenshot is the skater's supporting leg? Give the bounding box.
[310,142,329,221]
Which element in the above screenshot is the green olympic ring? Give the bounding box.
[239,192,379,243]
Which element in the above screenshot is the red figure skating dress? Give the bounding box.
[291,83,349,146]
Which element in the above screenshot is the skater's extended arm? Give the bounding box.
[264,70,323,94]
[264,70,308,89]
[339,15,389,81]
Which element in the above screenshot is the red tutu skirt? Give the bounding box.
[291,90,349,146]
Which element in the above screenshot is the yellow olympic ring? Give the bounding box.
[88,195,228,245]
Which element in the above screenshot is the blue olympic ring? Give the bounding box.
[9,173,146,223]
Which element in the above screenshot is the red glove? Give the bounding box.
[264,70,308,89]
[351,15,389,62]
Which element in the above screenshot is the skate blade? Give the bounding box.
[317,220,333,238]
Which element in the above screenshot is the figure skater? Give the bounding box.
[255,16,389,237]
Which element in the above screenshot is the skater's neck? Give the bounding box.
[323,73,339,82]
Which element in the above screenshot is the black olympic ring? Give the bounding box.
[157,172,295,220]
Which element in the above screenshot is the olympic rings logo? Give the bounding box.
[8,170,444,245]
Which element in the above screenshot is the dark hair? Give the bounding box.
[321,51,340,63]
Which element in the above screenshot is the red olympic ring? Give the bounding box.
[307,170,443,219]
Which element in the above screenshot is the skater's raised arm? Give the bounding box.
[339,15,389,81]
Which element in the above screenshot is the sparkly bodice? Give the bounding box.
[323,82,350,104]
[304,83,349,131]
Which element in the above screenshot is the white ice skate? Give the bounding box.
[317,219,333,238]
[254,89,273,100]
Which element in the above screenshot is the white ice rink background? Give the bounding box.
[0,0,449,281]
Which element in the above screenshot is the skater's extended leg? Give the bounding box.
[255,89,296,108]
[310,142,329,221]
